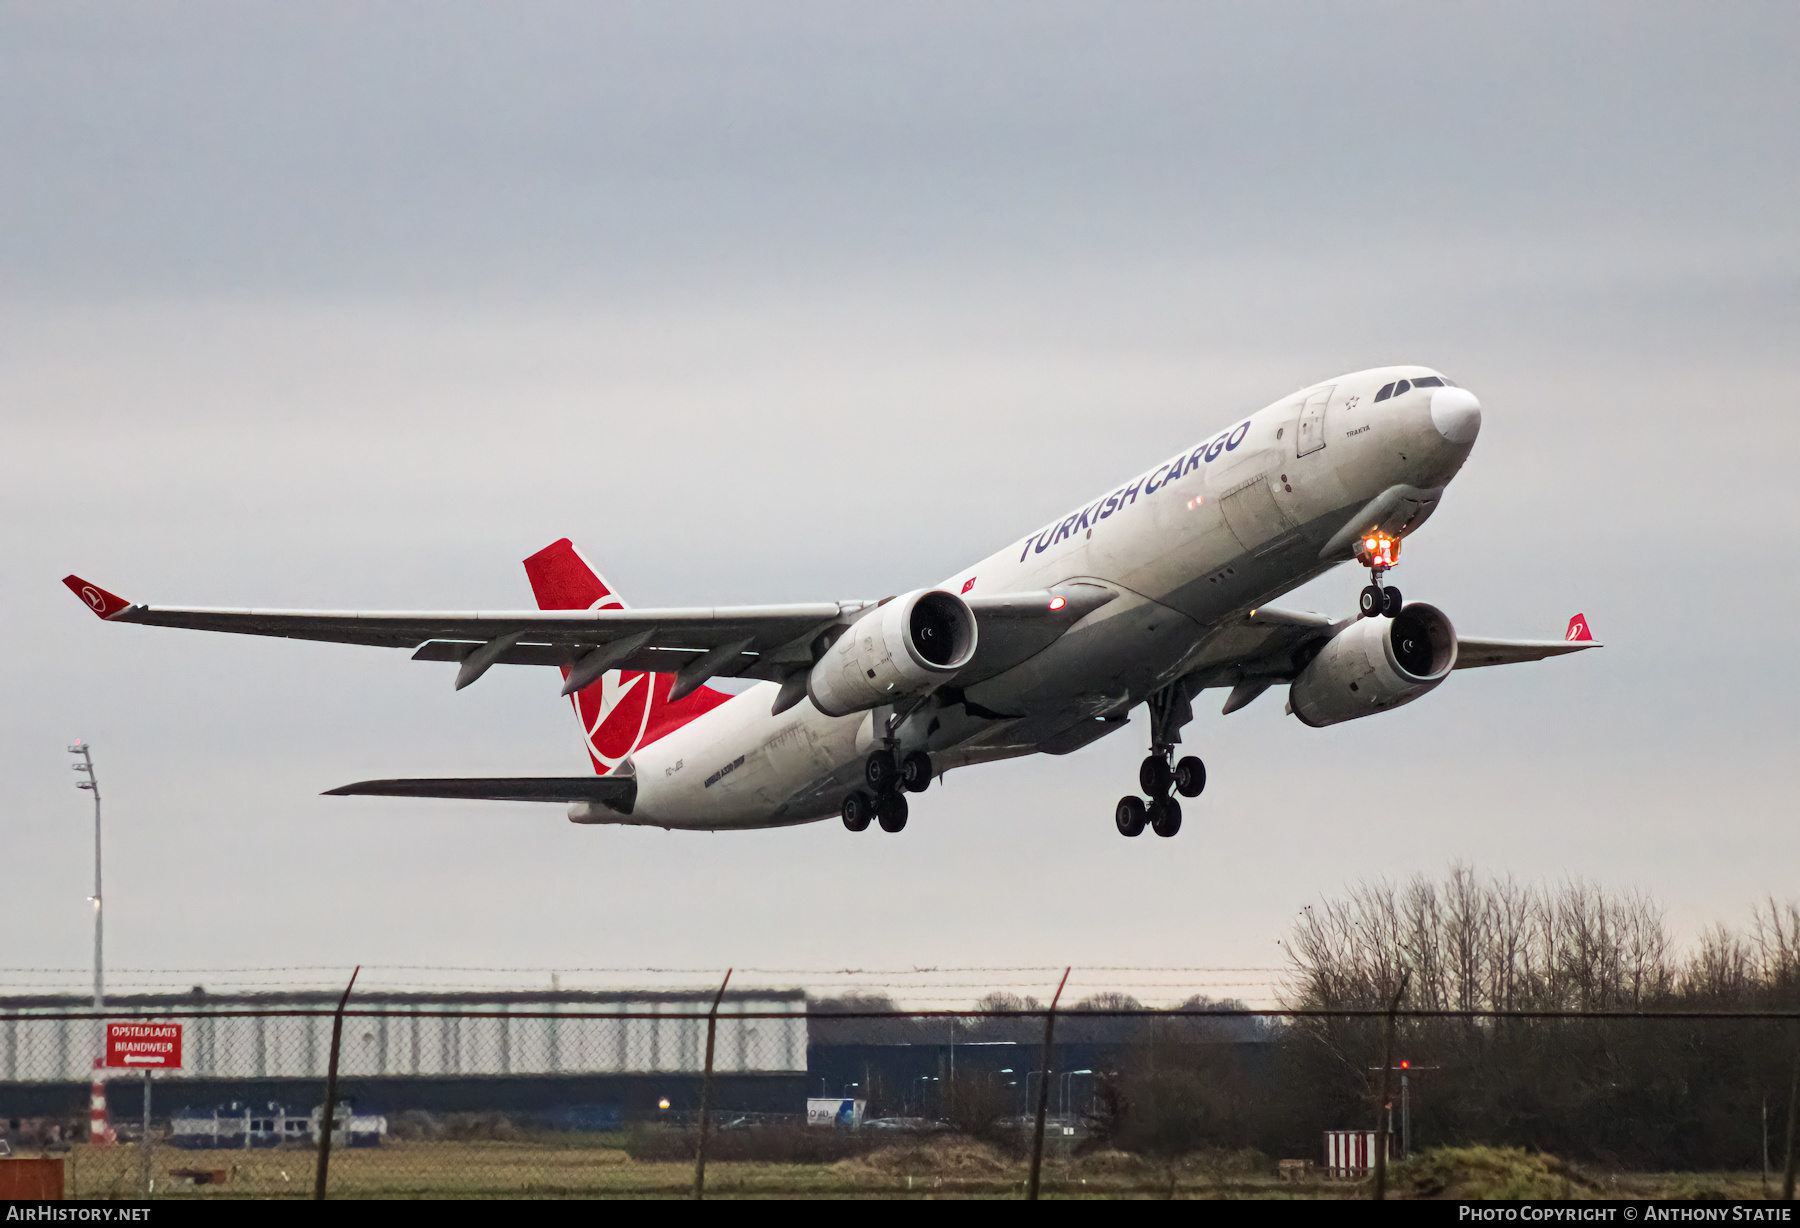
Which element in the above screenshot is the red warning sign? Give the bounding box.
[105,1022,182,1069]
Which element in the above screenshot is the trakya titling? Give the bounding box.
[1017,420,1252,560]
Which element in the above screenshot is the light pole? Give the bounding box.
[69,741,102,1011]
[1368,1059,1436,1158]
[1061,1069,1094,1120]
[913,1075,937,1119]
[1401,1064,1410,1157]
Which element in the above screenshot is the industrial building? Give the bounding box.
[1,989,808,1123]
[2,990,1265,1129]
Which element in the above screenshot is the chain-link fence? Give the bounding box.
[4,984,1798,1199]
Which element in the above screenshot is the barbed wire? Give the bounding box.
[0,964,1294,1012]
[0,964,1290,974]
[6,1006,1797,1022]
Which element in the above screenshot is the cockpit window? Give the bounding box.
[1377,375,1457,402]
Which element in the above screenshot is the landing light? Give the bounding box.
[1354,532,1402,570]
[658,1098,671,1110]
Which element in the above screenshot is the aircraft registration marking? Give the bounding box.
[704,755,746,788]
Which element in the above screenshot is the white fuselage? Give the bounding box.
[607,366,1480,829]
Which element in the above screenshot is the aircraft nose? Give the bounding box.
[1429,387,1482,445]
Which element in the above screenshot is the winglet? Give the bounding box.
[62,575,133,619]
[1565,613,1594,643]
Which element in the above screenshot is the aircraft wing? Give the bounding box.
[1455,612,1600,668]
[65,573,855,682]
[1451,636,1599,669]
[62,574,1114,694]
[1182,606,1599,712]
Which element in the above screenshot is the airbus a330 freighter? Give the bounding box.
[66,366,1597,838]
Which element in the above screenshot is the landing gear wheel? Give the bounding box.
[1174,756,1206,798]
[1380,586,1404,618]
[1139,755,1173,797]
[1149,797,1182,837]
[841,790,874,832]
[1115,796,1147,837]
[877,792,909,833]
[1360,585,1381,618]
[900,751,934,794]
[865,749,898,792]
[1149,797,1183,837]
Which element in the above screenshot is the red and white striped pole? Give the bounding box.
[89,1057,115,1144]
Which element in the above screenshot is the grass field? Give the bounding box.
[46,1138,1777,1200]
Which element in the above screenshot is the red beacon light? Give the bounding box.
[1047,596,1067,612]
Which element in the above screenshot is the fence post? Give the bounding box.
[1026,967,1071,1201]
[313,966,360,1202]
[140,1069,151,1197]
[1783,1022,1798,1201]
[1372,970,1410,1201]
[693,968,733,1201]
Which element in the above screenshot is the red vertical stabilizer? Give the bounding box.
[523,540,732,775]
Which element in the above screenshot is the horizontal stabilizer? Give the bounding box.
[323,776,636,812]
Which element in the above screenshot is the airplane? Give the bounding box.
[64,365,1597,838]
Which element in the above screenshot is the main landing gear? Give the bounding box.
[1116,753,1204,838]
[1356,531,1404,618]
[1115,683,1203,838]
[843,746,932,834]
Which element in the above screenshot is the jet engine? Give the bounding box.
[1288,603,1458,727]
[806,589,978,717]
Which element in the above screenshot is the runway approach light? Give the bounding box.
[658,1098,670,1111]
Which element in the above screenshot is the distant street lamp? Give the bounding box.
[1061,1069,1094,1118]
[68,741,102,1011]
[913,1075,937,1117]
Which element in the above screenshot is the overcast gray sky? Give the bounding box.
[4,2,1796,1003]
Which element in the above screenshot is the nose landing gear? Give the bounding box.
[1356,532,1403,618]
[1115,683,1204,838]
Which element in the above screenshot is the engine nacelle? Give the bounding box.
[1288,603,1458,727]
[807,589,978,717]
